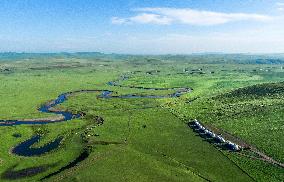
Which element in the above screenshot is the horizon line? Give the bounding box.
[1,51,284,56]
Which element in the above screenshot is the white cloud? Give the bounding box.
[111,17,127,25]
[276,2,284,6]
[277,2,284,11]
[112,7,273,26]
[112,13,172,25]
[129,13,172,25]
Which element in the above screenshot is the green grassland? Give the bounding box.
[169,82,284,182]
[0,53,283,181]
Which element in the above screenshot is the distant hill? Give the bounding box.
[220,82,284,99]
[1,52,284,64]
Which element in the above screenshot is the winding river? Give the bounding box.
[0,78,191,126]
[0,75,191,157]
[0,75,192,179]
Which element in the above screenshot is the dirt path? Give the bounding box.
[202,123,284,168]
[249,147,284,168]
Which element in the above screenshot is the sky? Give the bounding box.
[0,0,284,54]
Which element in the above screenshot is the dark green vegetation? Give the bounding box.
[0,53,283,181]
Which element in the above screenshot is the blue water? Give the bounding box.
[0,77,191,126]
[0,76,191,157]
[0,91,107,126]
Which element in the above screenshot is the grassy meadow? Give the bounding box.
[0,53,283,181]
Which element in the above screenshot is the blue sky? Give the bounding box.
[0,0,284,54]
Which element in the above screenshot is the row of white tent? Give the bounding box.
[193,120,241,151]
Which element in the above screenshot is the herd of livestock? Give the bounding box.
[192,119,241,151]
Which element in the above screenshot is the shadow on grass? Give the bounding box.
[1,163,58,180]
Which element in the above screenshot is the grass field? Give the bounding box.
[0,53,283,181]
